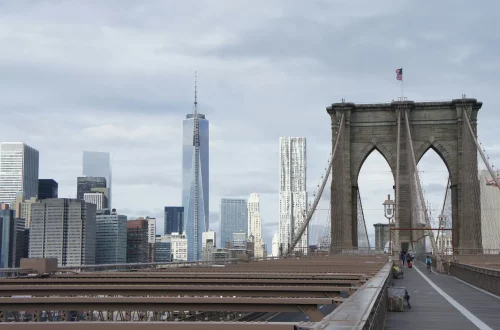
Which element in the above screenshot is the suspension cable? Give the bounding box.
[287,112,345,255]
[404,109,438,255]
[462,100,500,190]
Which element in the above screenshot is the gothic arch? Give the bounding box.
[414,139,456,182]
[353,141,396,184]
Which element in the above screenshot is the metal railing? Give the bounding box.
[449,262,500,296]
[440,248,500,255]
[310,262,392,330]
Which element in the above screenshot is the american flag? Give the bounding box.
[395,68,403,81]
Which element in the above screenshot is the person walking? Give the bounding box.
[400,250,406,266]
[425,255,432,273]
[406,252,412,267]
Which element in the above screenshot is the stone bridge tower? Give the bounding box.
[327,98,482,252]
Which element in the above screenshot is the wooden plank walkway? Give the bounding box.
[385,261,500,330]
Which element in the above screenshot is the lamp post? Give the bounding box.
[382,194,395,254]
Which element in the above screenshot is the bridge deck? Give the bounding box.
[385,261,500,330]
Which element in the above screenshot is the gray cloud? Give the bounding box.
[1,0,498,254]
[423,183,447,195]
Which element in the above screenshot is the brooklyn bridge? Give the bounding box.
[1,96,499,330]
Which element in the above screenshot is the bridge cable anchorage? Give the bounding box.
[404,109,439,256]
[286,112,345,255]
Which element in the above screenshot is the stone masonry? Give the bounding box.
[327,99,482,252]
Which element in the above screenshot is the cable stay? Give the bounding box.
[286,112,345,255]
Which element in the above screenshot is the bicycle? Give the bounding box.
[426,263,432,273]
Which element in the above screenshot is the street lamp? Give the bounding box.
[382,194,395,222]
[382,194,395,255]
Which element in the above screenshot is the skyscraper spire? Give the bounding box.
[194,70,198,116]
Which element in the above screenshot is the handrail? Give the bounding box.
[310,262,392,329]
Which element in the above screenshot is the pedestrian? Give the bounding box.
[406,252,412,267]
[400,250,406,265]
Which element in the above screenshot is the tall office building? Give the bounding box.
[0,204,26,268]
[29,199,97,266]
[147,217,156,244]
[182,80,209,261]
[82,151,112,208]
[77,177,107,200]
[153,235,172,262]
[38,179,58,200]
[126,219,149,263]
[164,206,184,235]
[95,209,127,264]
[170,232,188,261]
[20,197,39,228]
[229,232,248,259]
[84,192,108,210]
[279,137,308,254]
[248,193,265,258]
[0,142,39,205]
[220,199,248,247]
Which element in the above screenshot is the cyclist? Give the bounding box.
[425,255,432,273]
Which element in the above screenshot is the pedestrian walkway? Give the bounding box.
[385,260,500,330]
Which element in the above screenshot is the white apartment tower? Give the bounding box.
[279,137,307,254]
[248,193,265,258]
[479,170,500,250]
[0,142,39,205]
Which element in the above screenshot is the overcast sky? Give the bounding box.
[1,1,499,250]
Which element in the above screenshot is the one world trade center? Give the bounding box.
[182,74,209,261]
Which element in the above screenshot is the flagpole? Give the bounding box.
[401,67,404,99]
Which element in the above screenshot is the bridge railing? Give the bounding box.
[440,248,500,255]
[449,262,500,296]
[309,262,392,330]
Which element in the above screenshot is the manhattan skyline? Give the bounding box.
[1,1,500,251]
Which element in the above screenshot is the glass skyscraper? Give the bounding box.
[220,199,248,247]
[164,206,184,235]
[95,210,127,264]
[0,142,39,205]
[82,151,112,208]
[182,113,209,261]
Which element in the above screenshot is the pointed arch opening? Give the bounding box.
[357,149,395,250]
[417,147,451,253]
